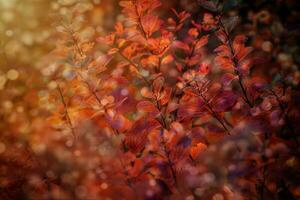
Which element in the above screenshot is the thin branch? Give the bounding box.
[219,21,253,108]
[194,81,231,135]
[57,83,76,140]
[270,89,299,146]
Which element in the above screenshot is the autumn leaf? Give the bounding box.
[166,102,179,113]
[198,61,211,75]
[171,8,191,23]
[233,35,247,54]
[108,114,131,132]
[214,45,232,57]
[195,35,209,52]
[137,100,158,113]
[214,56,234,70]
[108,48,119,55]
[173,40,190,53]
[161,55,174,65]
[153,76,165,95]
[188,28,199,38]
[215,29,227,44]
[88,55,112,73]
[198,0,218,12]
[135,117,161,134]
[190,142,207,159]
[220,73,238,86]
[141,15,162,38]
[115,22,124,34]
[159,87,172,106]
[236,46,253,62]
[213,91,238,112]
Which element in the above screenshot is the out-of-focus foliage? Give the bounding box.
[0,0,299,200]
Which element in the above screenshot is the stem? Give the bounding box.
[193,81,244,152]
[127,7,179,187]
[57,83,76,140]
[161,129,178,188]
[182,34,203,72]
[270,90,299,146]
[219,21,253,108]
[238,75,253,107]
[194,81,231,135]
[133,2,148,39]
[117,50,151,86]
[153,95,178,188]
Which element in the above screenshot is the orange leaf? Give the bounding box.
[159,87,172,106]
[190,143,207,159]
[173,40,190,53]
[236,46,253,61]
[214,56,234,70]
[141,15,162,37]
[188,28,199,38]
[220,73,238,86]
[137,101,158,113]
[108,48,119,55]
[214,45,232,57]
[195,35,209,51]
[161,55,174,65]
[215,30,227,44]
[198,61,211,75]
[153,76,164,95]
[166,102,179,113]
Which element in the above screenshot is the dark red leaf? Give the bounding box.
[213,91,238,112]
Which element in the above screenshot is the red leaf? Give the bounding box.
[236,46,253,61]
[159,87,172,106]
[198,61,211,75]
[129,159,143,177]
[125,117,161,153]
[233,35,247,54]
[88,55,112,73]
[187,55,202,66]
[214,56,234,70]
[125,133,148,154]
[213,91,238,112]
[137,101,158,113]
[153,76,165,95]
[214,45,232,57]
[119,1,134,9]
[108,48,119,55]
[195,35,209,51]
[172,9,191,22]
[170,121,184,134]
[141,15,162,37]
[161,55,174,65]
[215,30,227,44]
[188,28,199,38]
[115,22,124,34]
[183,87,198,97]
[130,117,161,136]
[220,73,238,86]
[166,102,179,113]
[173,40,190,53]
[190,143,207,159]
[108,114,131,132]
[141,87,154,99]
[177,99,204,120]
[238,59,252,76]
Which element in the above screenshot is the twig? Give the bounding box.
[219,21,253,108]
[57,82,76,140]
